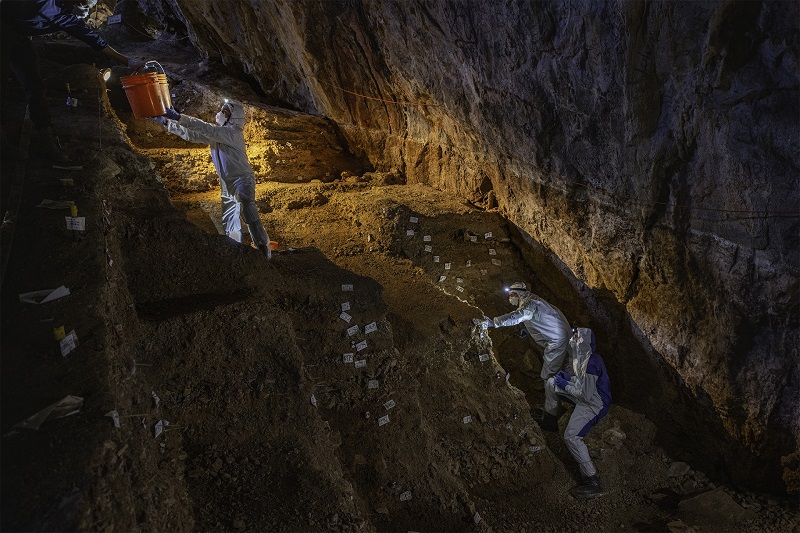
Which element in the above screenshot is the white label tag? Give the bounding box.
[423,235,431,242]
[342,284,353,292]
[383,399,396,410]
[154,419,168,438]
[409,216,418,223]
[479,353,489,362]
[474,512,482,524]
[310,394,317,407]
[433,256,440,263]
[347,325,359,336]
[462,415,472,424]
[343,353,354,364]
[341,302,351,311]
[105,410,120,428]
[466,260,472,267]
[364,321,378,334]
[484,232,493,239]
[456,285,464,292]
[456,277,464,284]
[470,235,478,242]
[107,13,122,24]
[480,269,488,276]
[356,340,368,351]
[424,245,432,252]
[378,415,390,426]
[529,445,542,453]
[406,229,415,237]
[368,380,379,389]
[444,263,451,270]
[491,259,501,266]
[65,217,86,231]
[438,275,446,282]
[488,248,496,255]
[355,359,367,368]
[340,312,352,323]
[400,491,412,501]
[60,330,78,356]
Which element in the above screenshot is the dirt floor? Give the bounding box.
[1,29,799,532]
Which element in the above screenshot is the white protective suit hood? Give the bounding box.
[222,100,246,130]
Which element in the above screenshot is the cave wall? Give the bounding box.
[138,0,799,490]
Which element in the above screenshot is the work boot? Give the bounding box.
[38,127,69,164]
[537,412,559,433]
[572,475,604,499]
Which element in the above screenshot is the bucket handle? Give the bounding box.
[137,60,166,75]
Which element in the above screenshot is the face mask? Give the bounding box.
[215,112,227,126]
[508,296,519,306]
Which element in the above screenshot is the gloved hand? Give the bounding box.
[147,116,167,126]
[482,317,494,330]
[556,370,571,381]
[554,373,569,390]
[518,327,529,338]
[163,107,180,121]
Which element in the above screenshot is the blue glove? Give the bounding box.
[518,327,529,338]
[483,317,494,329]
[162,107,180,121]
[556,370,571,381]
[554,374,569,390]
[147,116,167,126]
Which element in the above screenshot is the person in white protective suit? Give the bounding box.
[154,101,272,258]
[481,282,572,432]
[547,327,611,499]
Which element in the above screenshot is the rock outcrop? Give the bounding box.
[137,0,799,491]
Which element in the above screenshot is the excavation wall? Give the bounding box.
[139,0,799,490]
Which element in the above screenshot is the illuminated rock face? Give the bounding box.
[145,0,798,490]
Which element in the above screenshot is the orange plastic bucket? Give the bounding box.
[121,72,166,118]
[156,73,171,109]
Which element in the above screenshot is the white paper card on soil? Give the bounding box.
[340,312,352,323]
[342,284,354,292]
[433,256,440,263]
[474,512,482,524]
[105,410,120,428]
[479,353,490,362]
[529,445,542,453]
[456,277,463,284]
[310,394,317,407]
[466,260,471,267]
[488,248,496,255]
[438,275,446,282]
[18,285,70,304]
[59,330,78,357]
[462,415,472,424]
[444,263,451,270]
[424,245,432,252]
[65,217,86,231]
[383,399,396,410]
[484,232,492,239]
[364,322,378,334]
[356,340,368,351]
[409,216,418,223]
[470,235,478,242]
[154,419,169,438]
[355,359,367,369]
[406,229,415,237]
[347,325,359,336]
[423,235,431,242]
[378,415,390,426]
[151,391,160,408]
[400,491,412,501]
[341,302,351,311]
[343,353,354,364]
[368,380,379,389]
[456,285,464,292]
[491,259,501,266]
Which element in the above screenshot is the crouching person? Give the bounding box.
[547,327,611,499]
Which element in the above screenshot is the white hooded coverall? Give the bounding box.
[165,107,269,248]
[492,293,572,416]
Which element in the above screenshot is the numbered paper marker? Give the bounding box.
[378,415,390,426]
[355,340,368,352]
[424,245,432,252]
[355,359,367,368]
[383,399,396,410]
[65,217,86,231]
[343,353,354,364]
[462,415,472,424]
[409,216,418,223]
[479,353,490,362]
[340,312,352,323]
[342,284,354,292]
[341,302,351,311]
[347,325,359,336]
[364,322,378,334]
[60,330,78,357]
[423,235,431,242]
[368,380,379,389]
